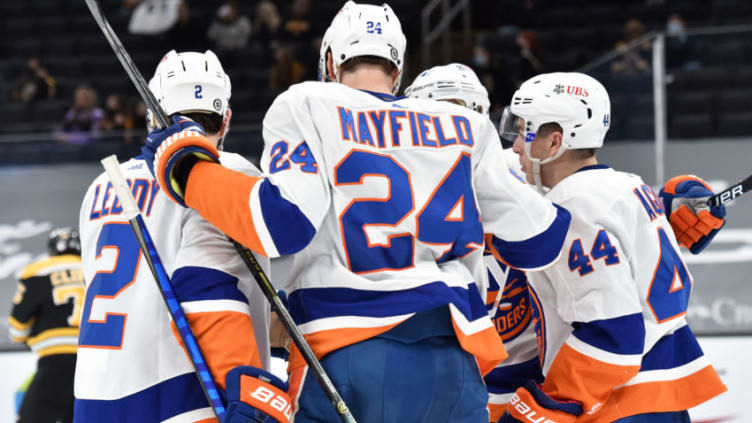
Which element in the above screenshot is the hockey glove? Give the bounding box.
[224,366,291,423]
[498,380,582,423]
[141,115,220,207]
[659,175,726,254]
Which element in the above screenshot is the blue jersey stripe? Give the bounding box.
[485,357,544,394]
[571,313,645,355]
[491,204,570,270]
[640,325,703,371]
[73,372,211,422]
[287,281,487,326]
[172,266,247,304]
[258,179,316,255]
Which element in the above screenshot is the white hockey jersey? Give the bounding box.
[180,81,571,375]
[74,153,271,423]
[524,165,725,421]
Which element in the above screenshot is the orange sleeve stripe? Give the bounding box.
[663,175,711,195]
[171,310,261,390]
[543,343,640,414]
[578,365,727,423]
[186,161,267,256]
[451,320,507,376]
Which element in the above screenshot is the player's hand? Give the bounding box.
[224,366,291,423]
[659,175,726,254]
[497,380,582,423]
[141,115,219,207]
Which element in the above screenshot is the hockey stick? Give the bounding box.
[100,156,226,420]
[707,174,752,207]
[85,1,356,421]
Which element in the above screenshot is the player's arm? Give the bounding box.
[141,89,330,259]
[8,274,43,342]
[475,120,571,271]
[502,223,644,423]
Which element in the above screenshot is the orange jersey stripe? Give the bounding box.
[451,320,507,376]
[578,365,727,422]
[185,161,267,256]
[287,323,402,371]
[171,310,261,390]
[543,343,640,415]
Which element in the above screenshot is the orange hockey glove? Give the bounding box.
[659,175,726,254]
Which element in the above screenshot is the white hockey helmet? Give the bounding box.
[500,72,610,191]
[148,50,232,134]
[405,63,491,115]
[324,1,407,94]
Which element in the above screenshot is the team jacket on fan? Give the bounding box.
[482,247,542,422]
[180,81,571,375]
[9,254,84,357]
[74,153,271,423]
[521,165,726,421]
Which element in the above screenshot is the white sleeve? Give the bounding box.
[474,120,571,270]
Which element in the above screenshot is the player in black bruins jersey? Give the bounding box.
[9,227,83,423]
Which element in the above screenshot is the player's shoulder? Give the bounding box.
[20,254,81,280]
[219,151,261,176]
[86,156,152,190]
[548,165,645,215]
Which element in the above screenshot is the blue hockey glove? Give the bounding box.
[141,115,219,207]
[498,380,582,423]
[224,366,291,423]
[659,175,726,254]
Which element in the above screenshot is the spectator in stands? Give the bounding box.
[11,58,56,103]
[252,1,282,52]
[101,94,134,132]
[169,2,210,52]
[280,0,313,46]
[128,0,183,36]
[269,45,305,91]
[515,30,544,84]
[470,43,512,115]
[132,100,147,131]
[207,1,252,51]
[610,19,651,74]
[55,85,104,145]
[665,14,698,70]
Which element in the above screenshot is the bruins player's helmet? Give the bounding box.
[48,227,81,256]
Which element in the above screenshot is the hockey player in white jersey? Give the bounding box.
[75,51,290,423]
[406,63,541,421]
[497,72,727,423]
[141,2,573,422]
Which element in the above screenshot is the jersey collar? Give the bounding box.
[359,89,406,102]
[575,164,610,174]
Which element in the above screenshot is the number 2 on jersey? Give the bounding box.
[335,150,483,273]
[78,222,142,349]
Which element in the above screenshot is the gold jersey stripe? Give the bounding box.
[8,316,34,330]
[37,344,78,358]
[26,327,79,346]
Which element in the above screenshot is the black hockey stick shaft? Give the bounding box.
[84,1,356,421]
[707,174,752,207]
